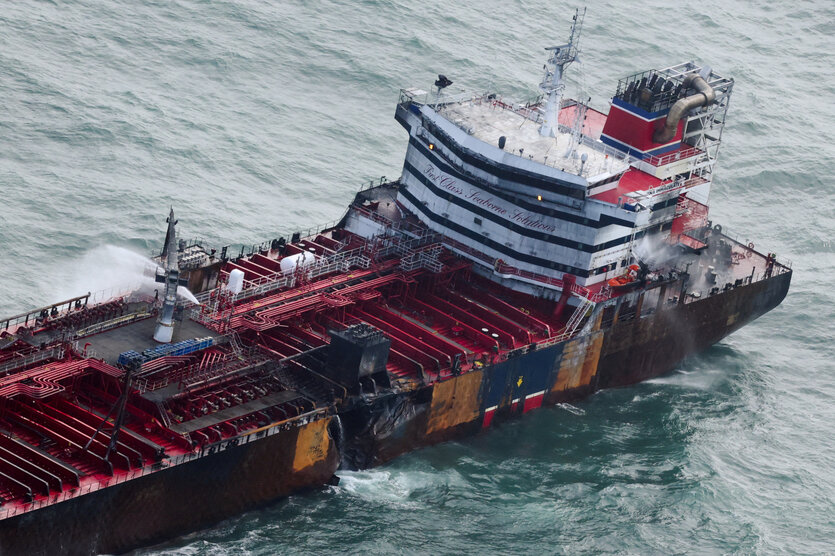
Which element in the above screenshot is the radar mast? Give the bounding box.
[539,7,585,137]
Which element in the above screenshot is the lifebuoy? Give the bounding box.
[748,242,755,250]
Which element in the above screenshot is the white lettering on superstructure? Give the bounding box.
[424,165,464,195]
[422,163,558,234]
[510,210,557,233]
[465,190,507,215]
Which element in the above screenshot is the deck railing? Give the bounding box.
[431,94,637,179]
[0,346,65,376]
[642,146,702,167]
[192,243,375,326]
[351,200,612,302]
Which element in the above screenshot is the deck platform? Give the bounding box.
[84,317,217,365]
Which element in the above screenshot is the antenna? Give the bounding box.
[539,7,586,138]
[565,97,589,158]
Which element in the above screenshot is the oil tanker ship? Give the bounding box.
[0,11,790,555]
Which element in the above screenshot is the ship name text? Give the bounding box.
[423,164,557,233]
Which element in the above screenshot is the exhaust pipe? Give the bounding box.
[652,74,715,144]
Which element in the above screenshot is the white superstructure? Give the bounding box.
[387,19,733,298]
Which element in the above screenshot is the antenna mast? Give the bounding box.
[539,7,586,137]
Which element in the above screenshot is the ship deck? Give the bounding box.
[0,207,582,518]
[211,232,573,385]
[84,317,217,365]
[437,99,628,181]
[589,167,663,204]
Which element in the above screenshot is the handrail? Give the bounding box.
[642,146,702,166]
[439,234,611,302]
[0,346,65,376]
[351,201,613,302]
[1,294,91,333]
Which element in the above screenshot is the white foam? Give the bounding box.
[556,403,586,416]
[646,368,723,390]
[336,469,415,502]
[336,467,466,506]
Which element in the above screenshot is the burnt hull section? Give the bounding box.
[341,344,569,469]
[0,418,339,556]
[342,271,792,468]
[596,268,791,388]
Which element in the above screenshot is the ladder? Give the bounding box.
[564,296,595,338]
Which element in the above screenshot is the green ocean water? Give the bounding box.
[1,1,833,554]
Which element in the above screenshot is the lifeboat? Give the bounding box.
[607,264,642,290]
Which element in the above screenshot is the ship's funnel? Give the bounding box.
[153,208,182,343]
[652,74,715,144]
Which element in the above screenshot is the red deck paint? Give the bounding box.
[590,167,663,204]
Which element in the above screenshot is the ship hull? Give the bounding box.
[596,266,790,388]
[341,269,791,468]
[0,269,790,555]
[0,417,339,556]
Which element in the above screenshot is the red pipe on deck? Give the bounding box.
[552,274,576,321]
